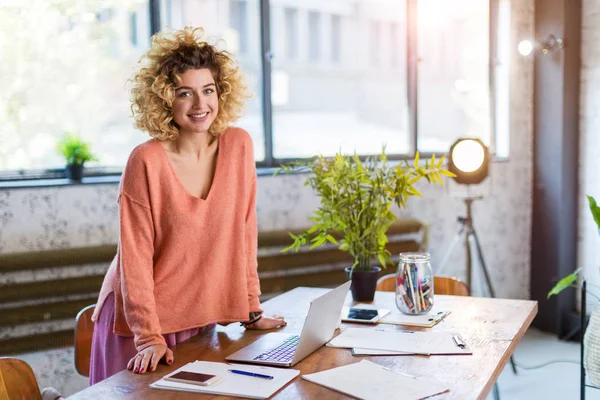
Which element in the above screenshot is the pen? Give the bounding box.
[228,369,274,380]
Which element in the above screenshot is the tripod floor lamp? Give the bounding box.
[437,138,518,379]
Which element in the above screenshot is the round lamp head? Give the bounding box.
[518,40,534,56]
[447,138,490,185]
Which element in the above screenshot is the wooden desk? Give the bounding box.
[70,288,537,400]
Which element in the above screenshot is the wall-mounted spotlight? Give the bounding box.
[518,34,565,56]
[447,138,490,185]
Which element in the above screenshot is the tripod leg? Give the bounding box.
[471,227,519,375]
[470,228,496,298]
[465,227,473,291]
[493,382,501,400]
[437,225,465,275]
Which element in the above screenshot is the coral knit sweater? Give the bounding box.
[92,127,262,351]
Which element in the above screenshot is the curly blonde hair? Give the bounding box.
[130,27,249,139]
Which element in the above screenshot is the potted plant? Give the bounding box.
[56,132,98,180]
[548,195,600,385]
[277,149,454,301]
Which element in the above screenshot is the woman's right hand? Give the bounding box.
[126,343,174,374]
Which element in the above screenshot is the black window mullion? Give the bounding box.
[149,0,161,36]
[259,0,274,166]
[407,0,418,156]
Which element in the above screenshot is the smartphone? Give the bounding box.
[341,307,390,324]
[164,371,221,386]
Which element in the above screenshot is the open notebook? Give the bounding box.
[302,359,450,400]
[150,361,299,399]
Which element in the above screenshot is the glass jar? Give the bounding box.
[395,252,434,315]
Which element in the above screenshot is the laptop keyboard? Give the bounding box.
[253,335,300,363]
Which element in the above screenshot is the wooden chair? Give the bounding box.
[375,274,469,296]
[0,358,43,400]
[74,304,96,377]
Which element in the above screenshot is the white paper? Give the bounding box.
[150,361,299,399]
[379,309,450,327]
[302,359,450,400]
[328,328,471,355]
[352,348,420,356]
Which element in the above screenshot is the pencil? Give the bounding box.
[408,265,418,313]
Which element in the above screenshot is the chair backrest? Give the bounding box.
[74,304,96,377]
[433,276,469,296]
[375,274,469,296]
[0,358,43,400]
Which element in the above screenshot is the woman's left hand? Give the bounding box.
[245,315,286,330]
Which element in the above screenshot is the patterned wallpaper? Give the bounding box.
[0,2,535,396]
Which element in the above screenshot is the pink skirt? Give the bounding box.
[89,292,215,385]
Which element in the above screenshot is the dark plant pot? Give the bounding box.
[344,266,382,302]
[65,164,84,181]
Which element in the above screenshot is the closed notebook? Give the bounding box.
[150,361,299,399]
[302,359,450,400]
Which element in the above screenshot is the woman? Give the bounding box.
[89,27,286,384]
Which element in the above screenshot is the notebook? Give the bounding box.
[327,328,472,355]
[150,361,299,399]
[302,359,450,400]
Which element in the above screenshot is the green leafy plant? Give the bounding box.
[276,149,455,273]
[548,195,600,299]
[56,132,98,166]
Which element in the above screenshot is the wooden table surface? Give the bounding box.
[69,288,537,400]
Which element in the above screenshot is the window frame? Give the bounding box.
[0,0,503,184]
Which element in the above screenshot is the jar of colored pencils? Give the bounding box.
[395,252,434,315]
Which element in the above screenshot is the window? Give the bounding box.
[0,0,505,179]
[370,21,381,66]
[270,1,409,159]
[416,0,491,154]
[390,22,399,67]
[0,1,150,172]
[284,8,298,60]
[308,11,320,62]
[161,0,264,160]
[331,15,341,64]
[494,0,511,158]
[230,0,249,54]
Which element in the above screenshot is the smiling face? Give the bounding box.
[172,68,219,135]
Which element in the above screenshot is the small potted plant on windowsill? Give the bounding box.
[277,149,454,301]
[56,132,98,181]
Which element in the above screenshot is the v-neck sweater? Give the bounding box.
[92,127,262,351]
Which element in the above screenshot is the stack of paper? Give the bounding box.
[302,359,450,400]
[328,328,472,356]
[150,361,299,399]
[378,309,451,328]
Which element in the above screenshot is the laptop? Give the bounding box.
[225,280,351,367]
